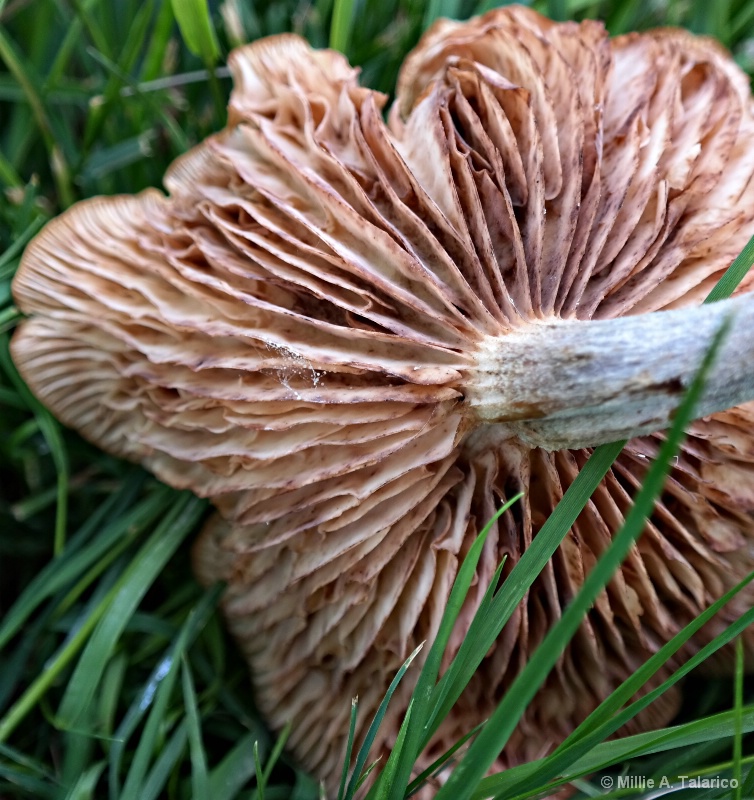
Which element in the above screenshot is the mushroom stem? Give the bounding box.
[466,296,754,451]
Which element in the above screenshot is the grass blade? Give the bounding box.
[337,697,359,800]
[330,0,356,54]
[0,215,44,276]
[354,759,383,793]
[377,496,520,798]
[741,761,754,798]
[207,732,261,800]
[344,643,423,800]
[374,701,413,800]
[406,722,484,797]
[704,232,754,303]
[63,761,105,800]
[424,0,463,29]
[36,413,69,554]
[170,0,220,61]
[256,722,292,799]
[138,722,189,800]
[182,659,209,800]
[733,638,744,800]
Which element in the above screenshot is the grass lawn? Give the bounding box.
[4,0,754,798]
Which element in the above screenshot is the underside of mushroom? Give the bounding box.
[11,5,754,793]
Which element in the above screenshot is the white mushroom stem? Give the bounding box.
[466,295,754,451]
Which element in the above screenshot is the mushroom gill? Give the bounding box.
[11,5,754,792]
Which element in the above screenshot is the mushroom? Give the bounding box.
[11,4,754,792]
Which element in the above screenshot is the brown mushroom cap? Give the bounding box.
[11,5,754,792]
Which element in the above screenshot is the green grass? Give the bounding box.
[4,1,754,799]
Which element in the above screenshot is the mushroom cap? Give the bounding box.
[11,5,754,792]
